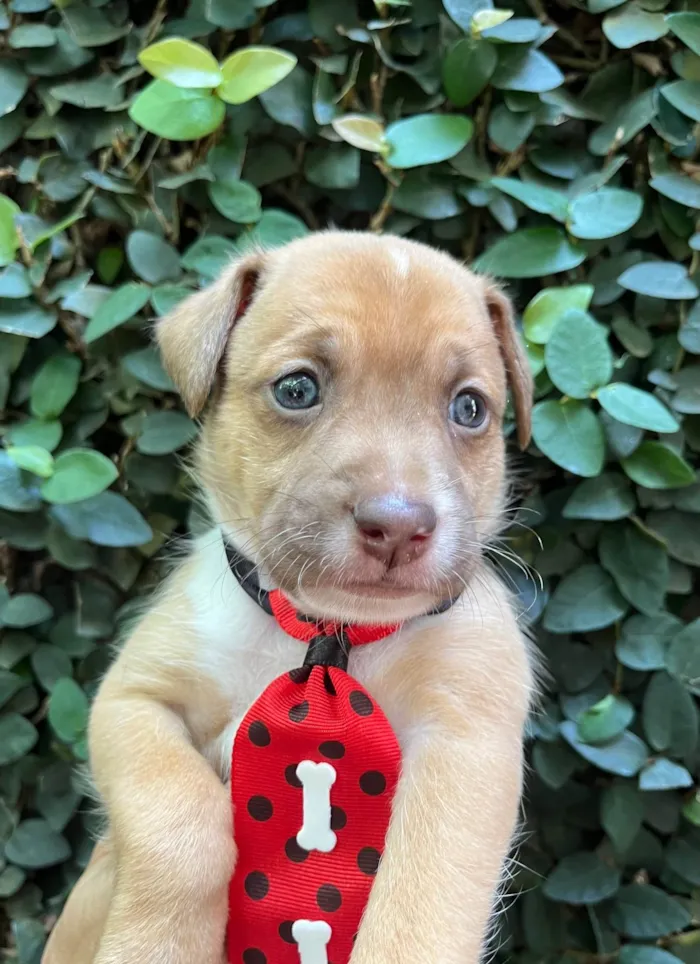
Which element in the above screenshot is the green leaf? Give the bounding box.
[622,442,696,490]
[568,189,643,240]
[545,564,628,633]
[48,677,89,743]
[492,47,564,93]
[31,644,72,693]
[4,819,71,869]
[619,945,685,964]
[136,411,198,456]
[545,310,613,399]
[0,450,41,512]
[523,285,594,344]
[83,282,151,343]
[0,713,37,764]
[474,228,586,279]
[383,114,473,170]
[639,758,693,791]
[208,180,262,223]
[218,46,297,104]
[543,852,621,905]
[40,449,118,505]
[578,694,635,744]
[618,261,699,300]
[331,114,385,152]
[597,384,678,433]
[661,80,700,122]
[1,593,53,628]
[561,720,648,776]
[7,419,62,453]
[532,401,605,477]
[29,352,81,419]
[9,23,55,48]
[443,0,493,31]
[443,38,497,108]
[667,12,700,56]
[666,619,700,695]
[138,38,223,89]
[0,301,56,338]
[616,614,680,671]
[6,446,54,478]
[0,62,29,117]
[491,177,568,221]
[51,491,152,547]
[122,346,175,393]
[601,782,643,852]
[609,885,691,938]
[599,524,668,615]
[649,510,700,567]
[126,231,181,286]
[603,2,669,49]
[259,67,315,137]
[666,838,700,885]
[650,173,700,209]
[129,80,225,141]
[589,88,658,155]
[0,194,20,267]
[564,473,635,521]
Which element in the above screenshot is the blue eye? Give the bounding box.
[449,391,487,428]
[273,371,320,410]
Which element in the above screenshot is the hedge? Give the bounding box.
[1,0,700,960]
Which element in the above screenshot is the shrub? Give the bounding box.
[1,0,699,960]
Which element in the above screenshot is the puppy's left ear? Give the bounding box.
[483,283,533,450]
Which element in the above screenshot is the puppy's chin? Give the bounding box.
[287,584,443,626]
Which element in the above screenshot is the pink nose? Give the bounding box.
[353,496,437,568]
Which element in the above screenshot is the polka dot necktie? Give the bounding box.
[225,547,402,964]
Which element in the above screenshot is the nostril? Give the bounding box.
[409,532,430,543]
[360,526,386,542]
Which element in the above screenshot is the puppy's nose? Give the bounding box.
[353,496,437,568]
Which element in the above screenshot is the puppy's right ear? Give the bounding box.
[156,252,264,417]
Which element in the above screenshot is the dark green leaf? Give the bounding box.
[618,262,699,300]
[443,38,497,107]
[29,353,81,419]
[543,852,621,905]
[666,619,700,695]
[545,310,613,399]
[545,564,628,633]
[126,231,181,285]
[48,677,89,743]
[622,442,696,490]
[609,885,691,938]
[597,385,678,433]
[532,401,605,477]
[599,524,668,615]
[83,282,151,343]
[51,491,152,547]
[568,189,643,240]
[0,713,37,764]
[564,473,635,521]
[136,411,197,456]
[4,819,71,868]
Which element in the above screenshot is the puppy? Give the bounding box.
[43,231,535,964]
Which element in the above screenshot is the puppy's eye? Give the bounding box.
[449,390,487,429]
[273,371,320,410]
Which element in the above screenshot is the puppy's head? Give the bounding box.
[157,232,532,624]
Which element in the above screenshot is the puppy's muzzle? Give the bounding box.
[352,495,437,569]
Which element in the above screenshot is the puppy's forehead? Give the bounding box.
[254,233,499,368]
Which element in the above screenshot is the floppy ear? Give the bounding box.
[156,252,265,417]
[482,283,533,450]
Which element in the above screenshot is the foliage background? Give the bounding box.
[1,0,700,960]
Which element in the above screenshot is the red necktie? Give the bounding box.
[226,556,402,964]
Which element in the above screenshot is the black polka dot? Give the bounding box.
[319,740,345,759]
[350,690,374,716]
[285,763,302,788]
[323,672,337,696]
[279,921,296,944]
[247,795,273,821]
[244,871,269,900]
[248,720,270,747]
[289,700,309,722]
[360,771,386,795]
[289,667,309,684]
[285,836,309,863]
[357,847,381,876]
[330,806,347,831]
[317,883,342,912]
[243,950,266,964]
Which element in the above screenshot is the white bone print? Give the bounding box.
[296,760,336,852]
[292,919,332,964]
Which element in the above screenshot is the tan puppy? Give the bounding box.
[43,231,535,964]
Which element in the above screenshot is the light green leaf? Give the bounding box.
[29,352,81,419]
[0,194,20,267]
[577,694,635,744]
[122,346,175,393]
[492,47,564,93]
[545,564,628,633]
[650,173,700,209]
[564,473,635,521]
[543,852,621,904]
[48,677,90,743]
[568,188,643,239]
[443,38,497,108]
[667,12,700,56]
[561,720,647,776]
[331,114,385,152]
[383,114,473,169]
[610,885,691,938]
[545,310,613,399]
[126,231,181,286]
[83,282,151,343]
[6,419,62,453]
[622,442,696,489]
[639,757,693,791]
[129,80,225,140]
[51,491,152,547]
[661,80,700,122]
[218,46,297,104]
[6,445,54,478]
[618,261,698,300]
[491,177,568,221]
[523,284,594,344]
[474,228,586,279]
[1,593,53,628]
[208,180,262,223]
[603,2,669,49]
[40,449,118,505]
[136,411,198,456]
[4,819,71,869]
[597,384,678,433]
[139,38,223,89]
[532,400,605,477]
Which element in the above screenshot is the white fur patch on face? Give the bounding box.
[292,919,332,964]
[389,244,411,278]
[296,760,337,853]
